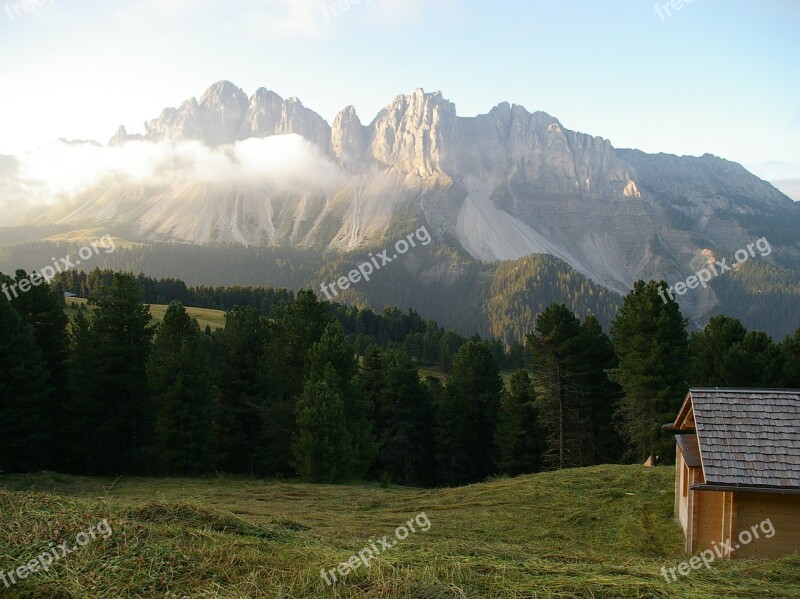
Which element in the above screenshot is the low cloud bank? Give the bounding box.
[0,134,348,226]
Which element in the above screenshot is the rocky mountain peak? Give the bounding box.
[199,80,248,108]
[108,125,129,147]
[331,105,368,167]
[369,88,456,177]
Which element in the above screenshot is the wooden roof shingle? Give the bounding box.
[690,388,800,489]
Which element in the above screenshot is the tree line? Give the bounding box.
[52,268,522,373]
[1,271,799,486]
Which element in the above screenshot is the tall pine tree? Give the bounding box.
[147,302,214,475]
[689,315,747,386]
[0,294,52,472]
[435,341,503,485]
[576,315,624,465]
[302,321,376,478]
[292,364,355,483]
[609,280,689,462]
[65,273,154,474]
[494,369,544,475]
[359,348,435,486]
[259,290,330,475]
[527,304,584,470]
[212,306,269,475]
[10,269,69,467]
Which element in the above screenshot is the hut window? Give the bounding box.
[682,465,689,497]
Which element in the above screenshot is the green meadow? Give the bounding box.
[2,465,798,598]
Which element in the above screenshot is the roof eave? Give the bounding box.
[691,483,800,496]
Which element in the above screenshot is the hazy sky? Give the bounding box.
[1,0,798,197]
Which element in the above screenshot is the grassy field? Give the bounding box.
[1,465,798,598]
[418,367,448,383]
[64,298,227,331]
[418,368,516,388]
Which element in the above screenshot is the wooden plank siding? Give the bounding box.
[694,490,724,554]
[736,493,800,558]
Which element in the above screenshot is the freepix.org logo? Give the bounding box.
[1,234,116,302]
[4,0,54,21]
[658,237,771,304]
[320,227,431,300]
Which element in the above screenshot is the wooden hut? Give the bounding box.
[665,388,800,559]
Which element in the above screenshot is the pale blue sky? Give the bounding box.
[1,0,798,196]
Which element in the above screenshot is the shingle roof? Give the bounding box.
[677,434,701,468]
[690,388,800,489]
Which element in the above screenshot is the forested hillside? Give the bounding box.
[2,268,799,485]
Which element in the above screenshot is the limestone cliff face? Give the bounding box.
[117,81,331,151]
[74,81,798,323]
[367,89,456,178]
[330,105,368,168]
[453,102,638,200]
[617,149,788,210]
[239,88,285,139]
[273,96,331,150]
[140,81,249,146]
[109,82,640,205]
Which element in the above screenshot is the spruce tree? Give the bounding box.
[10,269,70,467]
[435,341,503,485]
[64,309,102,473]
[305,321,376,477]
[494,369,544,475]
[689,315,747,386]
[259,290,330,475]
[292,365,355,483]
[723,331,785,388]
[212,306,269,475]
[147,301,214,475]
[609,280,689,462]
[360,348,435,486]
[76,273,154,474]
[527,304,584,469]
[0,296,52,472]
[577,315,624,465]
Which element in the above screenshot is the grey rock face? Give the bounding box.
[139,81,330,151]
[331,105,369,168]
[20,82,799,329]
[368,89,456,177]
[142,81,249,145]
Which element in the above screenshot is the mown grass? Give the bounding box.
[1,465,798,598]
[64,298,226,331]
[418,367,516,388]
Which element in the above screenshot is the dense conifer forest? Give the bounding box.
[2,268,798,485]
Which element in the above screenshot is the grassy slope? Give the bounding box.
[1,466,798,598]
[64,298,227,331]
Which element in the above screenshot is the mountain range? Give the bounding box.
[1,81,799,340]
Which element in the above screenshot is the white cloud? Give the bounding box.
[1,135,349,226]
